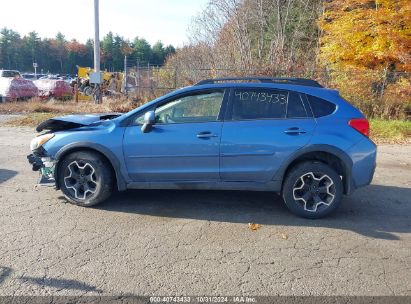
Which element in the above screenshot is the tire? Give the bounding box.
[83,86,93,96]
[58,151,114,207]
[282,161,343,219]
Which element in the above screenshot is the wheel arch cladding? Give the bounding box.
[275,145,353,195]
[54,142,127,191]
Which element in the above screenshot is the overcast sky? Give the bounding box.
[0,0,209,46]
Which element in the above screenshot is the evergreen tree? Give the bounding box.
[0,27,174,73]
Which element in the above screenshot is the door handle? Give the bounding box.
[197,131,218,139]
[284,127,307,135]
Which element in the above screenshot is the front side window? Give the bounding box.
[231,88,288,120]
[154,91,224,124]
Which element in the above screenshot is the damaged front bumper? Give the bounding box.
[27,152,56,186]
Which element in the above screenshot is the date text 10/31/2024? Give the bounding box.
[149,296,257,303]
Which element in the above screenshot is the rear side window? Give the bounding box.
[287,92,308,118]
[307,95,336,117]
[231,88,288,120]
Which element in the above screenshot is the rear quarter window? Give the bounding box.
[306,95,336,117]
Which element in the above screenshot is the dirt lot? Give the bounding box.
[0,118,410,296]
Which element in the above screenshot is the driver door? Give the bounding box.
[123,89,226,182]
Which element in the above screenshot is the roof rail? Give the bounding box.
[195,77,323,88]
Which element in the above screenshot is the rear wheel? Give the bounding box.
[282,161,343,219]
[58,151,114,207]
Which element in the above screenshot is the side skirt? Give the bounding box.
[126,180,282,192]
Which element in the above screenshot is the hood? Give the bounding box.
[36,113,122,132]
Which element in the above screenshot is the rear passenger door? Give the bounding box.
[220,87,316,182]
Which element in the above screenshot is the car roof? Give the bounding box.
[196,77,323,87]
[187,82,340,100]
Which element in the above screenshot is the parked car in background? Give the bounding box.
[0,70,38,102]
[21,73,37,80]
[0,70,21,78]
[39,74,60,80]
[38,74,75,84]
[34,78,73,100]
[27,77,376,218]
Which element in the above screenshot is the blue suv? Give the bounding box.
[27,77,377,218]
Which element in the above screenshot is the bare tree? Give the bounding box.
[165,0,323,82]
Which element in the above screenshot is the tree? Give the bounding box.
[0,28,173,73]
[151,41,165,65]
[66,39,88,73]
[164,45,176,59]
[121,40,133,57]
[50,32,67,72]
[84,39,94,68]
[0,28,22,69]
[133,37,151,63]
[25,31,40,62]
[101,32,114,70]
[318,0,411,72]
[318,0,411,118]
[179,0,322,72]
[112,35,124,71]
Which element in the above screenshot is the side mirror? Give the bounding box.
[141,110,155,133]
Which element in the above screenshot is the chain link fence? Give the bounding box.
[122,57,410,119]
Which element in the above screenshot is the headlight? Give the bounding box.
[30,133,55,151]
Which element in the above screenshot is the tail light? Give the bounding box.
[348,118,370,137]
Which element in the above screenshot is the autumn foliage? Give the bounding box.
[318,0,411,119]
[319,0,411,72]
[158,0,410,119]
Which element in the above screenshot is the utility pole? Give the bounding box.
[33,62,38,79]
[124,55,128,96]
[92,0,102,103]
[94,0,100,73]
[136,59,140,96]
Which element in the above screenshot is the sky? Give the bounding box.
[0,0,209,47]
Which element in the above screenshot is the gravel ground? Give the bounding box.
[0,120,410,296]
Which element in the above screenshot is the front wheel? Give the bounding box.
[282,161,343,219]
[58,151,114,207]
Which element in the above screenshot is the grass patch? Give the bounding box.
[370,119,411,144]
[0,97,145,115]
[0,97,146,128]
